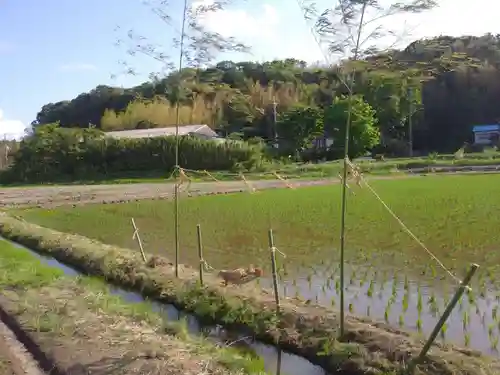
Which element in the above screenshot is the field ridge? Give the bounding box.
[0,307,48,375]
[0,213,497,375]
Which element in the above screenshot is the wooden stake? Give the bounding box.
[268,229,281,314]
[131,218,147,262]
[276,346,282,375]
[196,224,204,285]
[407,263,479,374]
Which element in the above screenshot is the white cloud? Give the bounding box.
[58,63,97,72]
[0,109,28,140]
[193,1,279,38]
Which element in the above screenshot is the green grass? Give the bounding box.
[0,240,64,288]
[15,173,500,279]
[0,239,268,375]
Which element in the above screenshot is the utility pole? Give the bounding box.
[272,97,278,149]
[408,87,413,158]
[2,134,9,170]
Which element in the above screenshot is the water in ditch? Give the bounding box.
[7,241,328,375]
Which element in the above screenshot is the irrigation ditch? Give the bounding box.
[0,212,499,375]
[6,240,326,375]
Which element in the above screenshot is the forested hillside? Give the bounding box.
[33,33,500,153]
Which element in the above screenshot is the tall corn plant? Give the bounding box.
[115,0,249,277]
[296,0,438,337]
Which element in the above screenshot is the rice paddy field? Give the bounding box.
[13,173,500,357]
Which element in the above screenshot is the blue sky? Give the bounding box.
[0,0,498,138]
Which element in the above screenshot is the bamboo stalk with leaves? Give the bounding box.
[296,0,439,337]
[114,0,250,277]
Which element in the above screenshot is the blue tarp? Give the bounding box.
[472,125,500,132]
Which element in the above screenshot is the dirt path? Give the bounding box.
[0,175,414,209]
[0,314,46,375]
[0,279,259,375]
[0,168,498,209]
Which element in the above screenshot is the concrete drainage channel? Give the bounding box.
[2,240,328,375]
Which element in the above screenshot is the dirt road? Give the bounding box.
[0,168,497,209]
[0,176,408,209]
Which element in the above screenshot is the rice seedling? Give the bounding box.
[391,278,397,296]
[417,291,423,313]
[493,306,498,321]
[488,324,495,338]
[367,281,374,297]
[326,278,332,289]
[463,311,470,330]
[14,174,500,357]
[491,336,499,351]
[464,332,471,347]
[416,318,422,332]
[306,274,313,289]
[384,307,390,323]
[398,314,405,327]
[402,292,409,312]
[440,323,447,339]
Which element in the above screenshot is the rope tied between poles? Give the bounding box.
[345,158,467,289]
[271,246,287,259]
[199,258,214,272]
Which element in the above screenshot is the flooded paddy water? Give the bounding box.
[259,261,499,355]
[14,174,500,361]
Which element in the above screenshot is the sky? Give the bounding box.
[0,0,499,139]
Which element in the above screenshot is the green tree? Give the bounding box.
[31,34,500,153]
[277,105,324,153]
[324,95,380,158]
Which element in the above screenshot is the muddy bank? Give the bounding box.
[0,316,45,375]
[0,213,498,375]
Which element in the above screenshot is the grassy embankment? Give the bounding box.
[0,239,268,375]
[0,208,498,375]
